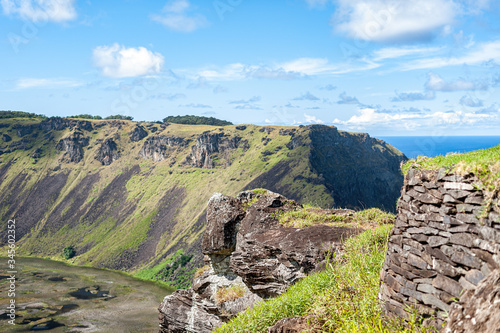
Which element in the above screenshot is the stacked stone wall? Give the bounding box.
[379,166,500,328]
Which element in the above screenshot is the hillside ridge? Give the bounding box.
[0,116,406,287]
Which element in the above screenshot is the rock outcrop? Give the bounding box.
[129,125,148,142]
[95,138,119,165]
[56,132,89,163]
[2,134,11,142]
[443,269,500,333]
[184,132,241,168]
[158,190,361,332]
[379,166,500,328]
[139,136,185,162]
[39,117,93,132]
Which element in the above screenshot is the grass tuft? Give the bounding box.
[278,207,395,229]
[215,284,247,304]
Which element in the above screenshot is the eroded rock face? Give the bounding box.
[96,139,119,165]
[184,132,241,168]
[56,133,89,163]
[231,224,360,297]
[158,190,361,332]
[139,136,185,162]
[39,117,93,132]
[129,125,148,142]
[443,269,500,333]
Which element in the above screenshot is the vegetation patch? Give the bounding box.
[62,246,76,259]
[163,115,232,126]
[194,265,210,278]
[215,225,435,333]
[215,285,246,304]
[278,206,395,229]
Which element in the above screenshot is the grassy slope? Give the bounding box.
[0,119,333,287]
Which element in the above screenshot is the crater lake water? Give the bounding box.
[0,257,173,332]
[378,136,500,159]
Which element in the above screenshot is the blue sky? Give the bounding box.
[1,0,500,135]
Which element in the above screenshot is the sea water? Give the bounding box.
[379,136,500,159]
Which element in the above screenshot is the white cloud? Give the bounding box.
[373,46,443,61]
[179,103,212,108]
[16,77,82,89]
[304,114,324,123]
[151,0,208,33]
[337,92,360,104]
[425,72,488,92]
[459,95,483,107]
[93,44,164,78]
[1,0,76,22]
[392,90,435,102]
[333,0,456,43]
[293,92,320,101]
[402,40,500,71]
[333,107,496,131]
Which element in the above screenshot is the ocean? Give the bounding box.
[378,136,500,159]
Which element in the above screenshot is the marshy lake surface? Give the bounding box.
[0,257,173,332]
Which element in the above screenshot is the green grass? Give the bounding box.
[402,145,500,180]
[278,207,395,229]
[215,225,435,333]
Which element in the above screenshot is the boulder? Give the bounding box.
[158,289,222,333]
[158,190,362,332]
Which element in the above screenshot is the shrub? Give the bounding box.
[62,246,76,259]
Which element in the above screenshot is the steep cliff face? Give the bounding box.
[0,117,406,287]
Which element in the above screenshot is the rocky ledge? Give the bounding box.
[158,190,361,333]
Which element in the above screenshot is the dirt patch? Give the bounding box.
[43,172,100,233]
[244,160,301,202]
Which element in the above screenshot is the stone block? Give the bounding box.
[408,253,428,270]
[456,213,479,224]
[433,259,459,277]
[465,195,484,205]
[411,234,428,242]
[448,190,471,200]
[464,269,485,285]
[428,236,448,247]
[457,204,478,213]
[443,194,461,204]
[443,182,475,191]
[414,185,426,193]
[479,226,500,243]
[422,294,450,312]
[385,274,402,292]
[451,251,481,269]
[450,233,476,247]
[438,231,452,238]
[432,274,463,297]
[407,189,441,204]
[400,287,423,302]
[428,222,447,231]
[421,204,440,214]
[417,283,438,294]
[426,246,454,265]
[459,276,476,290]
[423,181,438,189]
[443,215,461,225]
